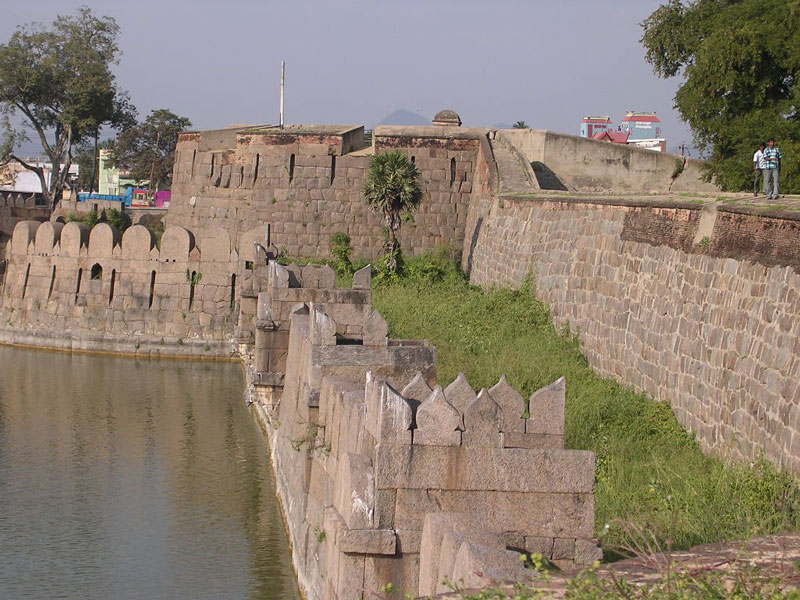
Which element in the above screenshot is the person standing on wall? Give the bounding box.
[763,138,783,200]
[753,142,766,196]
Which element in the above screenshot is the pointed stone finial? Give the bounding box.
[363,310,389,346]
[289,302,308,316]
[268,260,289,288]
[462,388,503,447]
[365,372,412,445]
[488,375,525,433]
[414,386,462,446]
[527,376,566,436]
[301,264,321,288]
[310,304,336,346]
[319,265,336,288]
[401,372,433,405]
[443,373,477,416]
[353,264,372,289]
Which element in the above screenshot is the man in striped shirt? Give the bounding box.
[763,138,783,200]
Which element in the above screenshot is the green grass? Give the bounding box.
[371,252,800,555]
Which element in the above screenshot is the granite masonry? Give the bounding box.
[1,122,798,597]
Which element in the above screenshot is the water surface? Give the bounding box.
[0,346,299,599]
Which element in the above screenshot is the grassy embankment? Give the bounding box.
[364,252,800,555]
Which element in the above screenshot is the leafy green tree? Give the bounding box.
[363,150,422,273]
[112,109,191,195]
[0,7,134,208]
[512,120,529,129]
[641,0,800,191]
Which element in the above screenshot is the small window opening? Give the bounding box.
[330,155,336,185]
[245,261,254,271]
[190,149,197,177]
[410,155,415,164]
[148,270,156,309]
[253,153,260,184]
[22,263,30,299]
[189,270,197,310]
[289,154,295,182]
[229,273,236,310]
[450,157,456,182]
[91,263,103,280]
[48,265,56,299]
[108,269,116,304]
[75,268,83,303]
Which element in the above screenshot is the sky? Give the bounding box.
[1,0,696,155]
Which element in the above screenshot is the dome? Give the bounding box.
[432,109,462,126]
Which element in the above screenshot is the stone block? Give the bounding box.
[353,264,372,289]
[552,537,575,560]
[375,445,594,493]
[451,542,528,591]
[338,528,396,555]
[310,304,336,346]
[414,385,462,446]
[462,388,503,447]
[363,310,388,346]
[333,452,374,529]
[364,554,420,600]
[394,489,595,537]
[364,372,412,445]
[501,432,564,449]
[489,375,526,433]
[396,529,422,553]
[443,372,476,416]
[419,512,470,597]
[527,376,566,436]
[524,536,555,558]
[436,530,506,594]
[574,538,603,565]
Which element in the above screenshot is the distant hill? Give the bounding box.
[375,109,430,127]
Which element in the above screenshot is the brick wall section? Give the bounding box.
[167,126,486,260]
[469,198,800,473]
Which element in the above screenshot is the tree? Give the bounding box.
[512,121,529,129]
[0,7,134,208]
[641,0,800,191]
[112,109,191,195]
[363,150,422,273]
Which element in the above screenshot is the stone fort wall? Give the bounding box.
[166,125,483,259]
[469,198,800,473]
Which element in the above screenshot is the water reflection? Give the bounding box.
[0,347,299,600]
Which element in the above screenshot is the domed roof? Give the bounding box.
[432,109,462,126]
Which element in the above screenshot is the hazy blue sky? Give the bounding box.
[2,0,696,154]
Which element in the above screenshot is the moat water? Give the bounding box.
[0,346,299,599]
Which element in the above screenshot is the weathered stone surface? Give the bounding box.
[375,445,595,492]
[419,513,468,597]
[337,528,396,555]
[333,452,374,529]
[414,385,462,446]
[451,542,529,591]
[363,310,388,346]
[444,372,477,416]
[400,371,433,405]
[353,264,372,289]
[489,375,526,433]
[501,432,564,450]
[310,304,337,346]
[269,260,290,288]
[527,376,566,436]
[462,388,503,447]
[365,373,413,445]
[436,530,506,594]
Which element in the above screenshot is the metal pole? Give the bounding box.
[280,61,285,129]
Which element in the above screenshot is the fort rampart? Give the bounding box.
[469,197,800,473]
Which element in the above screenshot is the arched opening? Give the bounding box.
[410,155,416,164]
[450,157,456,182]
[148,270,156,309]
[90,263,103,280]
[330,155,336,185]
[289,153,295,182]
[48,265,56,299]
[229,273,236,310]
[22,264,30,299]
[108,269,116,305]
[189,270,197,309]
[75,268,83,303]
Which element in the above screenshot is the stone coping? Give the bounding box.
[374,125,491,139]
[240,124,363,136]
[0,325,238,360]
[499,191,800,219]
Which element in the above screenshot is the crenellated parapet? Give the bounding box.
[1,220,241,344]
[260,301,599,600]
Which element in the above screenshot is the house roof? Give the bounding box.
[592,130,630,144]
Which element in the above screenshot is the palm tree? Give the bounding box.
[363,150,422,271]
[513,120,529,129]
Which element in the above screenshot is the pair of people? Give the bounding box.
[753,139,783,199]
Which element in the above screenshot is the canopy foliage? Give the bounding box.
[0,7,133,208]
[641,0,800,191]
[112,109,191,195]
